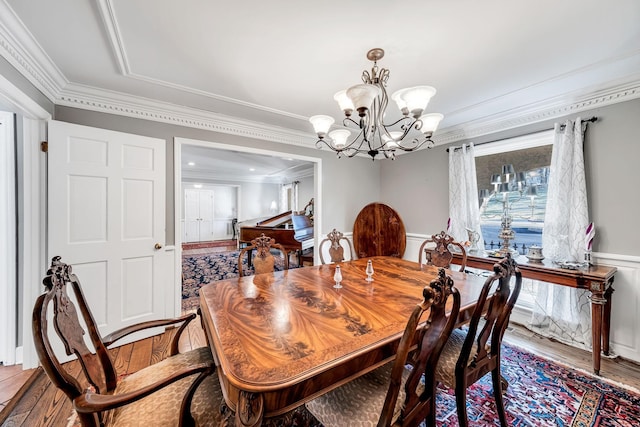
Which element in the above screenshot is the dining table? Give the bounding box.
[198,256,492,427]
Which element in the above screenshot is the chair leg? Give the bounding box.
[426,391,437,427]
[492,368,508,427]
[500,373,509,393]
[455,386,469,427]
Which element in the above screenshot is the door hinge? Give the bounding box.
[40,141,48,152]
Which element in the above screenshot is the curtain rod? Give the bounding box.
[446,116,598,152]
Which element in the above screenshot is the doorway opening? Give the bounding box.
[174,137,322,314]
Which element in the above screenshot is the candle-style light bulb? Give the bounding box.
[365,260,374,282]
[333,265,343,289]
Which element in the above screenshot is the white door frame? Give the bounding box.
[0,111,16,365]
[173,137,322,315]
[0,73,51,369]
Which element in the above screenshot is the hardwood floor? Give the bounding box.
[0,365,38,413]
[0,314,207,427]
[1,317,639,426]
[505,322,640,391]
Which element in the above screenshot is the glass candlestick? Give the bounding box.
[333,265,343,289]
[365,259,374,282]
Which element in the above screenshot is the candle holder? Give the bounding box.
[333,265,343,289]
[365,259,374,282]
[584,250,593,266]
[479,164,539,257]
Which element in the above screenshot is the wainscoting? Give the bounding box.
[338,232,640,365]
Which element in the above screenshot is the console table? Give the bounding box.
[453,252,616,375]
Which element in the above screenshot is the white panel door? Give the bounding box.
[184,189,200,242]
[198,190,215,241]
[184,189,214,242]
[48,120,166,344]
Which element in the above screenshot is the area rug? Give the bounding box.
[64,343,639,426]
[181,250,289,312]
[433,343,640,426]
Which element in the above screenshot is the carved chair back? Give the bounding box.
[238,233,289,277]
[319,229,355,264]
[463,254,521,369]
[418,230,467,272]
[306,267,460,427]
[435,254,522,427]
[33,256,217,427]
[32,256,118,418]
[380,268,461,426]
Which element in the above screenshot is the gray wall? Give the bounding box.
[54,106,381,242]
[298,175,314,212]
[0,56,54,114]
[380,145,451,235]
[381,98,640,257]
[239,182,280,220]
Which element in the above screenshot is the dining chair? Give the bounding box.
[318,228,355,264]
[418,230,468,272]
[32,256,223,427]
[305,267,461,427]
[434,254,522,427]
[238,233,289,277]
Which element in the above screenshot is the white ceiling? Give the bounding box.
[181,145,313,184]
[2,0,640,154]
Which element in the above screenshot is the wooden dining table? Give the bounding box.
[199,256,491,427]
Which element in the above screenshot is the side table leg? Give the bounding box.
[589,283,607,375]
[602,279,614,356]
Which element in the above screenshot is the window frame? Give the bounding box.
[473,130,554,310]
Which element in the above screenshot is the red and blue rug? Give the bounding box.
[65,342,639,427]
[434,344,639,426]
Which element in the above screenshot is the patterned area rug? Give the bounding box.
[433,344,640,426]
[181,250,288,312]
[65,343,639,426]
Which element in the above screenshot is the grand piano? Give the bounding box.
[238,210,314,264]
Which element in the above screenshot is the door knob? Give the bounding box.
[154,243,163,250]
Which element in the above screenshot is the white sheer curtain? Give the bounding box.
[529,117,592,349]
[449,143,484,248]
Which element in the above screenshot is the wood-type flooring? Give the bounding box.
[2,317,639,426]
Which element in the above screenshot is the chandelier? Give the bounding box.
[309,48,443,161]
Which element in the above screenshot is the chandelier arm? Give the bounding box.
[342,117,360,127]
[383,116,416,129]
[393,137,433,152]
[309,49,442,160]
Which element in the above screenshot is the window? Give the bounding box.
[474,130,554,310]
[474,130,553,253]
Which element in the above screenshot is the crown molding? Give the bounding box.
[433,78,640,145]
[95,0,130,75]
[0,1,67,102]
[2,1,639,151]
[57,82,318,147]
[55,77,640,153]
[95,0,308,123]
